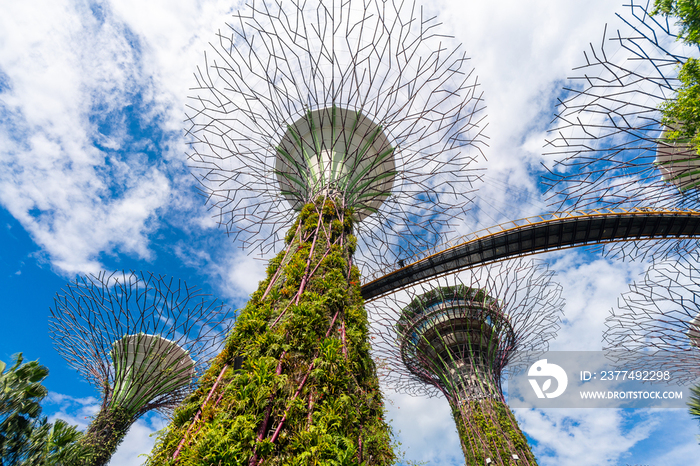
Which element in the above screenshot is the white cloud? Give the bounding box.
[384,390,464,466]
[0,0,260,278]
[171,236,268,300]
[109,415,167,466]
[548,250,649,351]
[2,0,696,465]
[0,0,175,275]
[516,408,658,466]
[641,410,700,465]
[433,0,625,234]
[45,392,100,431]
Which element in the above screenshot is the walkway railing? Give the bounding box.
[361,208,700,301]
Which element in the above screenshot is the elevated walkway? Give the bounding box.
[361,208,700,301]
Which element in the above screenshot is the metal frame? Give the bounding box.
[186,0,487,275]
[49,271,231,418]
[605,250,700,384]
[369,259,563,398]
[543,0,700,212]
[362,208,700,300]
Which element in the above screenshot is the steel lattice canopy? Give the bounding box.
[275,106,395,221]
[110,333,195,416]
[397,287,515,398]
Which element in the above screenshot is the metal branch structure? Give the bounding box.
[604,251,700,384]
[187,0,486,275]
[542,0,700,260]
[49,271,230,466]
[369,259,563,465]
[544,0,691,208]
[146,1,487,465]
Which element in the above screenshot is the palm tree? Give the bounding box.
[20,418,88,466]
[0,353,49,465]
[0,354,87,465]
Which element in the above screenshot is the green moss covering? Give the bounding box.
[77,406,132,466]
[147,200,395,465]
[452,398,537,466]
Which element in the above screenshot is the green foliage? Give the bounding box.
[1,353,49,465]
[391,437,429,466]
[0,353,48,417]
[19,418,88,466]
[653,2,700,157]
[0,354,86,466]
[452,398,537,466]
[77,406,133,466]
[147,201,395,465]
[688,382,700,443]
[653,0,700,45]
[660,58,700,154]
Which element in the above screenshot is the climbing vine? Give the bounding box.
[147,200,395,465]
[452,397,537,466]
[77,407,132,466]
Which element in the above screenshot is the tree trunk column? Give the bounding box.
[452,397,537,466]
[148,200,395,465]
[78,407,132,466]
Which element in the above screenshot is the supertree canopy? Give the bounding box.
[186,0,486,273]
[49,271,230,466]
[274,106,396,222]
[370,259,564,466]
[544,0,697,210]
[148,1,487,464]
[542,1,700,260]
[604,250,700,383]
[396,285,515,402]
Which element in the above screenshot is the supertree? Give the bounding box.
[542,0,700,260]
[603,250,700,383]
[49,271,230,466]
[369,259,564,466]
[186,0,486,273]
[147,0,486,464]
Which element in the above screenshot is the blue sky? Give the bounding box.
[1,0,699,465]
